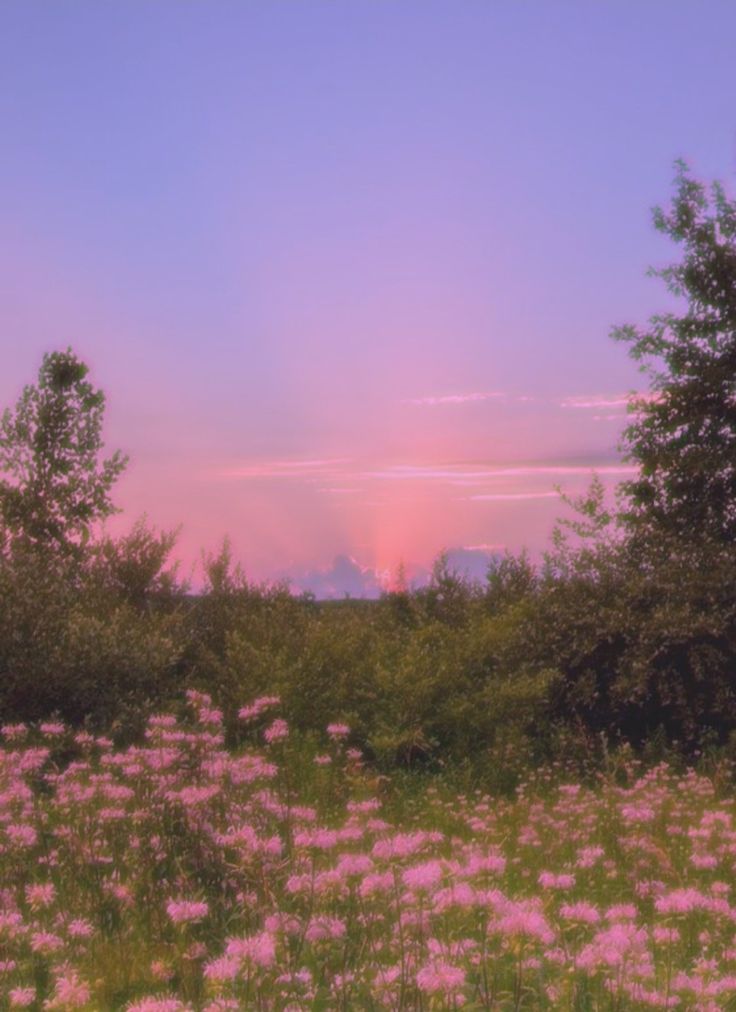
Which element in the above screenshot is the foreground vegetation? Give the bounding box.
[1,692,736,1010]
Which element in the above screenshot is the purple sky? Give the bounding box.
[2,2,735,595]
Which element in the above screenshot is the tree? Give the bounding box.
[612,160,736,550]
[486,547,538,611]
[0,348,128,558]
[89,515,184,609]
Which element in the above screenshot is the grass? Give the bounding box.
[0,692,735,1009]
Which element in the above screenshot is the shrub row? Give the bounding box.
[0,525,734,782]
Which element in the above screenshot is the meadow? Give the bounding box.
[1,689,736,1011]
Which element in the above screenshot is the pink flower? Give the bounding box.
[263,719,289,744]
[372,831,439,860]
[166,900,209,924]
[326,723,350,740]
[538,871,575,890]
[199,707,223,726]
[238,696,281,722]
[203,955,240,983]
[150,961,174,982]
[9,989,35,1008]
[576,922,649,971]
[225,930,276,968]
[402,860,444,892]
[39,722,65,737]
[559,902,600,924]
[30,931,63,954]
[433,882,477,912]
[373,965,402,993]
[620,804,656,823]
[576,846,605,868]
[305,916,346,942]
[26,882,55,908]
[67,919,94,938]
[6,824,37,848]
[494,901,555,945]
[463,852,506,877]
[0,911,25,938]
[126,1001,193,1012]
[605,904,638,921]
[416,961,466,997]
[359,871,394,898]
[691,852,718,870]
[655,888,706,915]
[336,853,374,877]
[2,724,27,742]
[45,970,91,1008]
[653,926,680,943]
[185,689,213,712]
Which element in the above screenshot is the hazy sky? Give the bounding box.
[2,2,735,594]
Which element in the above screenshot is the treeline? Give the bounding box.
[0,518,734,781]
[1,160,735,779]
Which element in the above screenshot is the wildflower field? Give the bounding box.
[1,692,736,1011]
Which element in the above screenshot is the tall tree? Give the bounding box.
[612,160,736,551]
[0,348,128,558]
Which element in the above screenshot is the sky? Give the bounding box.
[1,1,735,596]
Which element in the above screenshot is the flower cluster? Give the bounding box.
[0,697,734,1008]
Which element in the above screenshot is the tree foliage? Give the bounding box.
[612,160,736,549]
[0,349,128,558]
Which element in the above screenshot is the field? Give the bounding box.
[0,692,735,1010]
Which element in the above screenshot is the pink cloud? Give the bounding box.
[560,394,631,409]
[363,464,638,481]
[467,491,561,501]
[403,391,506,406]
[213,458,350,479]
[560,392,664,410]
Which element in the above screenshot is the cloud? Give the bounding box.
[213,458,350,479]
[441,546,502,583]
[387,548,499,588]
[404,390,660,412]
[363,464,638,481]
[467,491,561,501]
[285,554,384,600]
[560,394,631,410]
[559,392,663,411]
[403,391,506,406]
[280,546,506,598]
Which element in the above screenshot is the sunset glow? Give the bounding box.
[2,2,734,594]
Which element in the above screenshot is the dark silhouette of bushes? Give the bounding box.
[1,519,733,783]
